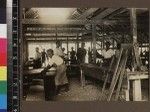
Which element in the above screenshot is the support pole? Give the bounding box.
[67,37,69,55]
[149,24,150,101]
[92,24,96,63]
[55,26,58,41]
[130,8,142,101]
[130,8,142,68]
[102,24,105,49]
[133,79,142,101]
[76,33,79,50]
[130,8,137,43]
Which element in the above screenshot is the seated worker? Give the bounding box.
[96,41,115,67]
[33,47,42,68]
[76,42,87,64]
[43,49,69,96]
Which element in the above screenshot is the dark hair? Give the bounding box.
[117,43,121,49]
[47,49,53,54]
[56,40,61,45]
[82,42,85,45]
[105,41,111,46]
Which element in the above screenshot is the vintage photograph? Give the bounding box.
[21,8,149,101]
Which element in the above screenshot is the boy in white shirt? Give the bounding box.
[43,49,69,96]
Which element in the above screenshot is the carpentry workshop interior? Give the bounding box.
[22,8,149,101]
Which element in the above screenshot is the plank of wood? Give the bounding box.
[100,56,115,100]
[80,66,85,87]
[92,24,97,64]
[133,79,142,101]
[114,50,128,100]
[130,8,142,69]
[107,48,123,101]
[125,79,130,101]
[129,74,148,80]
[133,44,143,68]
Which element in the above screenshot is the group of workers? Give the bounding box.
[32,40,121,100]
[33,41,69,99]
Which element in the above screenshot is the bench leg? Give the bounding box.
[80,68,85,87]
[125,80,130,101]
[133,79,142,101]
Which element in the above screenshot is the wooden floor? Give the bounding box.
[25,77,149,101]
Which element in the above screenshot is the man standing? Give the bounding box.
[70,47,77,64]
[76,42,87,64]
[34,47,42,68]
[54,41,64,58]
[41,49,47,67]
[43,49,69,97]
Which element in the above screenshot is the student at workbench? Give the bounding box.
[43,49,69,96]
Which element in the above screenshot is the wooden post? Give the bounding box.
[102,24,105,49]
[22,8,26,19]
[67,37,69,55]
[76,33,79,50]
[23,25,28,63]
[92,23,96,63]
[55,26,58,41]
[133,79,142,101]
[130,8,137,43]
[125,79,130,101]
[149,27,150,101]
[80,67,85,87]
[130,8,142,101]
[130,8,142,68]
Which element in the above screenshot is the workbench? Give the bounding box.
[82,63,113,80]
[23,68,56,100]
[125,71,148,101]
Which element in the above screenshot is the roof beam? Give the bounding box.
[22,19,125,25]
[92,8,121,20]
[77,8,99,20]
[102,8,127,19]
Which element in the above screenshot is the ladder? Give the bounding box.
[100,56,115,100]
[107,48,125,101]
[100,43,142,101]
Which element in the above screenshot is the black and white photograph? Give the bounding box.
[21,8,149,101]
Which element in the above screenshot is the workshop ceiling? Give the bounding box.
[23,8,149,43]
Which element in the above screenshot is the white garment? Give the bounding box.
[48,55,64,66]
[102,49,114,59]
[47,55,68,86]
[54,48,64,56]
[35,52,41,60]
